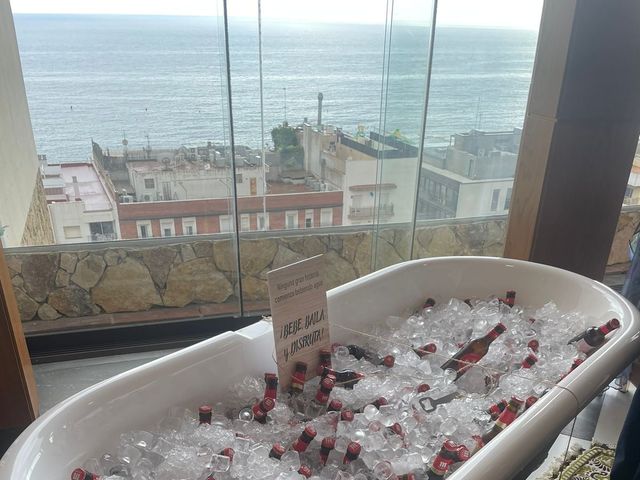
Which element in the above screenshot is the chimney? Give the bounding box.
[72,176,81,201]
[317,92,323,129]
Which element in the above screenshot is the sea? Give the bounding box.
[13,14,539,163]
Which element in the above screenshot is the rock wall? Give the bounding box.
[5,208,637,325]
[5,217,505,323]
[20,174,55,246]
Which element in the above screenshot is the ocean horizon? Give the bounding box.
[13,14,538,163]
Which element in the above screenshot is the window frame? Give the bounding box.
[136,220,153,239]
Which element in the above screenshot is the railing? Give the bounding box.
[89,233,117,242]
[348,204,394,219]
[4,205,638,333]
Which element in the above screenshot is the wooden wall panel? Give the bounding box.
[0,245,38,429]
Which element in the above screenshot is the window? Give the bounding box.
[305,210,314,228]
[162,182,172,200]
[1,1,548,337]
[445,187,458,210]
[219,215,232,233]
[257,212,269,231]
[89,221,115,241]
[63,225,81,239]
[240,214,250,232]
[182,217,197,236]
[286,211,298,229]
[321,208,333,227]
[504,188,512,210]
[160,219,175,237]
[136,221,152,239]
[490,189,500,212]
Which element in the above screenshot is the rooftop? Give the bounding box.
[267,182,315,194]
[421,159,514,184]
[53,163,114,211]
[125,160,261,175]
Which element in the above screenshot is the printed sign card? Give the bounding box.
[267,255,330,391]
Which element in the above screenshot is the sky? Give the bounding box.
[9,0,543,30]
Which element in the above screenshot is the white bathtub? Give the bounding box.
[2,257,639,480]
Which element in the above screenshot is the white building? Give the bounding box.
[419,129,520,219]
[43,162,120,244]
[302,124,418,225]
[126,160,265,202]
[94,141,266,203]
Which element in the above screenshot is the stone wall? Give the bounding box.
[20,174,55,246]
[5,207,638,327]
[5,217,505,325]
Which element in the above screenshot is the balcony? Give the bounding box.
[89,233,117,242]
[348,204,394,219]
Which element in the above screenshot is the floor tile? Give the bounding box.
[592,384,636,447]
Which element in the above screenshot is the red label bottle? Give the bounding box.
[264,373,278,400]
[568,318,621,353]
[441,323,507,379]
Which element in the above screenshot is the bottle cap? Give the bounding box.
[345,441,361,458]
[389,422,403,436]
[525,396,538,409]
[199,405,212,414]
[303,425,317,438]
[220,447,235,461]
[609,318,621,329]
[442,440,458,452]
[321,437,336,449]
[270,443,286,458]
[298,465,312,478]
[527,339,539,352]
[321,376,335,390]
[71,468,92,480]
[341,409,354,422]
[328,399,343,411]
[383,355,395,368]
[423,298,436,308]
[417,383,430,393]
[522,353,538,367]
[373,397,388,407]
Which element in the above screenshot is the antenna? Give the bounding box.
[283,87,287,123]
[122,131,128,161]
[145,133,151,158]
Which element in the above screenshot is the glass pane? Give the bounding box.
[371,0,436,271]
[412,0,544,260]
[225,0,395,315]
[2,2,242,333]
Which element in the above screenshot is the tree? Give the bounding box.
[271,124,304,169]
[271,124,299,150]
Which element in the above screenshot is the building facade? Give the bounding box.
[117,191,343,239]
[302,124,419,226]
[0,4,53,247]
[419,129,520,219]
[91,140,343,239]
[42,161,120,244]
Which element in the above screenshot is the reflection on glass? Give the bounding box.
[412,2,543,260]
[2,0,545,330]
[5,2,243,331]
